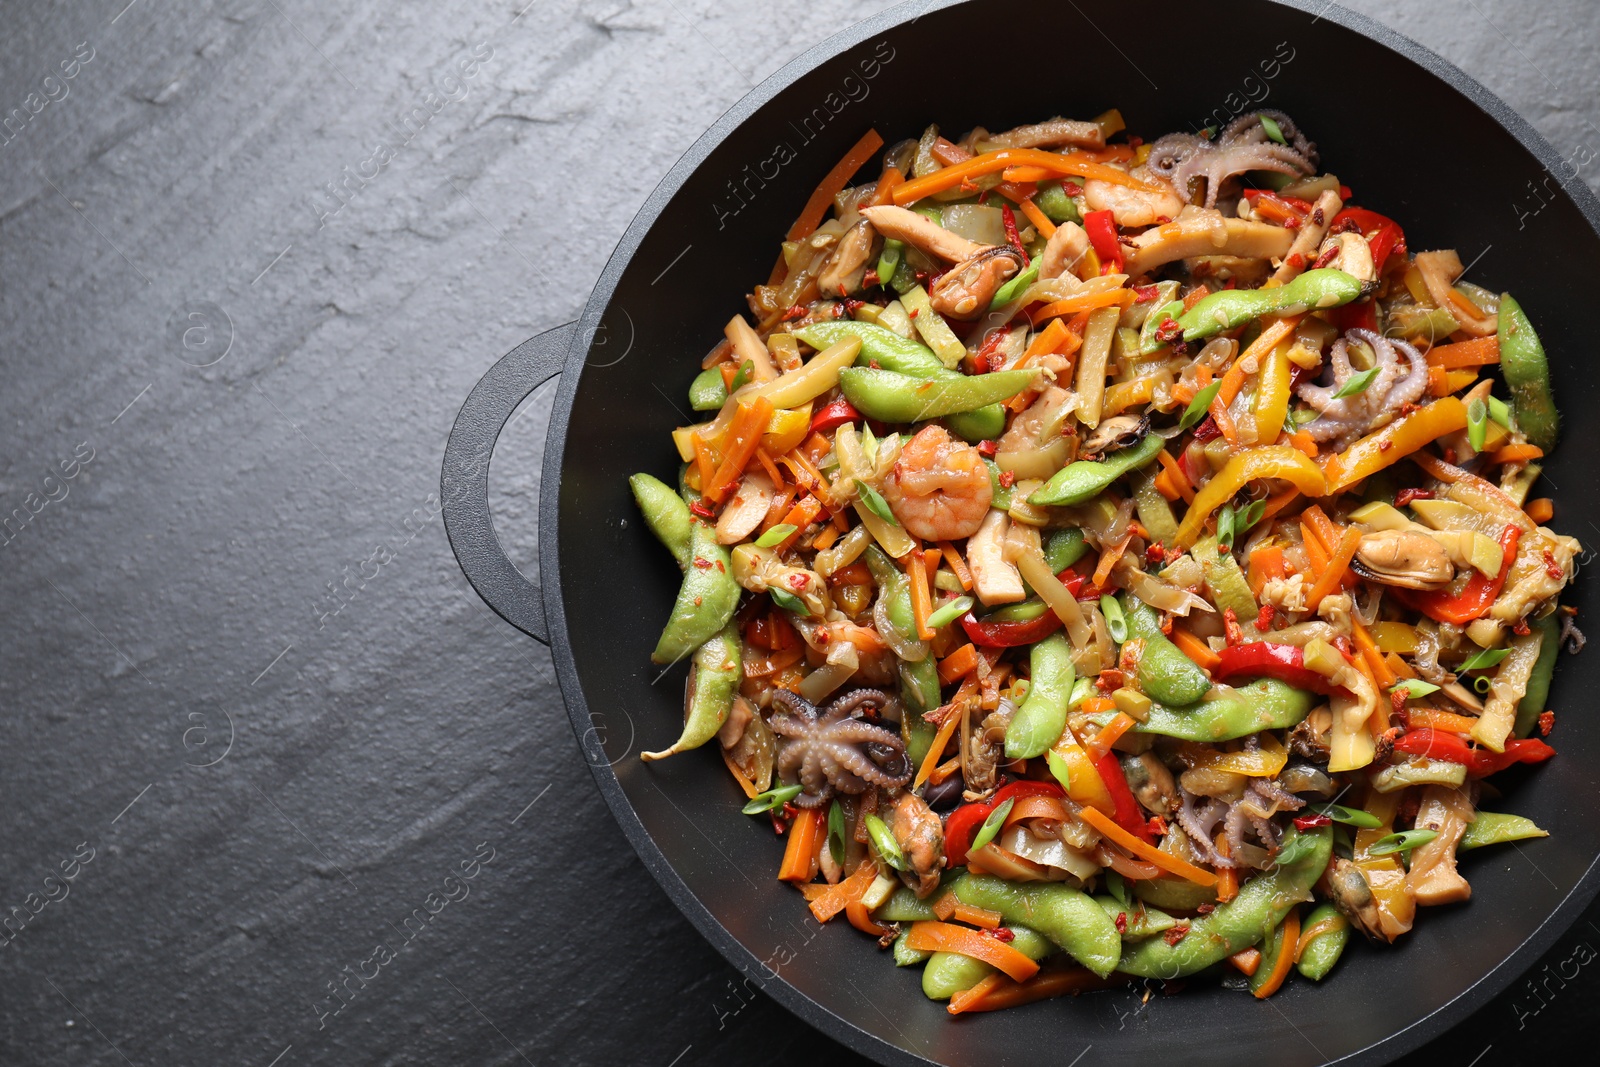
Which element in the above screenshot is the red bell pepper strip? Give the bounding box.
[1332,299,1378,335]
[1331,207,1405,274]
[1093,751,1155,844]
[1389,728,1555,777]
[1212,642,1340,695]
[1407,525,1520,625]
[960,609,1063,649]
[943,781,1065,867]
[1083,210,1124,272]
[809,396,862,436]
[1000,203,1030,264]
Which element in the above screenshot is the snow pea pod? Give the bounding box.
[649,520,741,665]
[1177,269,1363,343]
[951,873,1121,977]
[687,367,728,411]
[1121,597,1212,705]
[921,925,1054,1000]
[865,546,929,663]
[1119,825,1331,978]
[641,621,741,760]
[876,885,938,923]
[1028,432,1164,507]
[1044,527,1088,572]
[1498,293,1559,451]
[1460,810,1548,850]
[1127,678,1315,742]
[1005,633,1074,758]
[1294,902,1349,981]
[630,472,693,566]
[1093,896,1178,939]
[839,366,1039,423]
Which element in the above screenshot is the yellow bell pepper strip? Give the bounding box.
[1321,396,1467,494]
[1252,342,1293,446]
[892,148,1160,205]
[1173,446,1327,549]
[1352,792,1416,942]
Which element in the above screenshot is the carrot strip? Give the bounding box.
[1289,429,1318,457]
[1079,806,1218,887]
[1425,335,1499,368]
[1214,833,1238,903]
[909,550,935,641]
[1087,712,1135,758]
[930,756,962,785]
[811,524,840,552]
[1017,197,1057,238]
[1247,545,1287,597]
[870,166,905,208]
[1152,468,1182,502]
[1209,399,1240,445]
[1525,497,1554,524]
[938,540,974,591]
[1299,521,1331,572]
[1025,318,1071,360]
[1304,526,1361,613]
[778,808,825,882]
[1261,486,1303,521]
[1407,707,1480,734]
[947,967,1120,1014]
[721,748,759,799]
[1092,534,1132,589]
[938,643,979,684]
[1156,449,1196,505]
[904,922,1041,982]
[1029,288,1136,324]
[1294,913,1346,963]
[1000,165,1057,183]
[946,973,1007,1015]
[1229,947,1262,976]
[1252,907,1300,999]
[893,148,1160,205]
[951,902,1004,930]
[845,898,893,937]
[808,859,879,922]
[915,677,976,788]
[704,397,775,503]
[787,129,885,242]
[754,446,786,491]
[1300,505,1342,552]
[1351,618,1396,687]
[1492,443,1544,464]
[775,494,823,554]
[1171,628,1222,671]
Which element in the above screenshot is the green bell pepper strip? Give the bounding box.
[1294,902,1350,981]
[1498,293,1559,451]
[951,873,1122,977]
[920,926,1055,1000]
[1514,614,1560,738]
[990,256,1042,309]
[1035,180,1082,224]
[1177,269,1364,343]
[900,657,940,766]
[796,321,1011,441]
[629,473,693,566]
[1121,597,1212,705]
[641,621,741,759]
[1132,467,1179,544]
[985,459,1014,509]
[1093,896,1178,939]
[1460,810,1548,851]
[1096,678,1317,742]
[649,520,741,665]
[1028,432,1164,507]
[1192,536,1259,629]
[1044,527,1088,572]
[839,367,1039,423]
[1120,826,1331,978]
[1004,633,1075,758]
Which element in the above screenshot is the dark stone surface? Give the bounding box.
[0,1,1594,1064]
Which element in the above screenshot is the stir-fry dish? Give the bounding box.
[629,109,1582,1013]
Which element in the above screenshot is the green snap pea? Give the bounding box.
[1515,614,1560,738]
[1035,180,1082,224]
[641,621,741,759]
[921,926,1054,1000]
[1139,299,1184,355]
[1460,810,1549,851]
[1120,826,1332,978]
[1177,269,1363,343]
[1093,896,1178,939]
[1028,432,1163,507]
[629,473,693,566]
[649,520,740,665]
[865,546,929,662]
[985,459,1014,509]
[1129,678,1316,742]
[1005,633,1074,758]
[1498,293,1558,451]
[1044,527,1088,572]
[1193,536,1259,628]
[687,367,728,411]
[899,656,940,766]
[1248,911,1295,995]
[875,885,938,923]
[839,367,1038,423]
[951,873,1121,977]
[1295,902,1350,981]
[795,321,1009,441]
[1121,597,1211,705]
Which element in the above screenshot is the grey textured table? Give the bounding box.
[2,1,1596,1064]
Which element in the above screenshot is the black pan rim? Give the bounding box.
[534,1,1600,1063]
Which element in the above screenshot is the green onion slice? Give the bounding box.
[1259,113,1287,145]
[755,524,798,548]
[967,798,1015,856]
[1179,381,1223,432]
[1459,646,1511,672]
[856,482,899,525]
[1332,366,1380,399]
[925,595,975,631]
[827,800,847,867]
[742,784,803,815]
[1368,829,1439,857]
[1100,595,1128,643]
[769,588,812,616]
[863,813,907,871]
[1390,678,1441,700]
[1305,802,1384,829]
[1467,397,1488,453]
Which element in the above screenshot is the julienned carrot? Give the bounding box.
[1294,912,1346,963]
[904,922,1041,982]
[845,898,892,937]
[787,129,885,242]
[1153,468,1182,502]
[1247,544,1286,597]
[909,550,935,641]
[1216,316,1302,408]
[1492,443,1544,464]
[775,494,823,554]
[1171,627,1222,671]
[1304,526,1361,612]
[721,748,759,799]
[1029,287,1136,324]
[1016,197,1057,238]
[704,396,775,503]
[947,967,1118,1015]
[930,756,961,785]
[893,148,1160,205]
[1156,449,1196,505]
[871,166,905,208]
[932,893,1003,929]
[1209,399,1240,445]
[1214,833,1238,902]
[1425,335,1499,368]
[1299,521,1331,573]
[811,524,840,552]
[808,859,879,922]
[1252,907,1300,999]
[1092,533,1132,588]
[946,973,1007,1015]
[1088,712,1135,759]
[1261,486,1303,521]
[1351,618,1396,687]
[938,643,979,684]
[1025,318,1071,360]
[915,676,976,788]
[779,808,825,882]
[1525,497,1554,524]
[1407,707,1481,734]
[938,540,974,591]
[1079,806,1218,887]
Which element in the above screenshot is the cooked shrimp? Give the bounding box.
[880,424,992,541]
[1083,170,1185,227]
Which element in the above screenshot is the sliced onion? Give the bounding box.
[1124,568,1213,617]
[996,825,1100,881]
[874,591,929,663]
[1094,842,1162,881]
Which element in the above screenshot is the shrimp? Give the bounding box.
[880,424,992,541]
[1083,170,1185,228]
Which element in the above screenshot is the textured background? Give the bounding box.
[1,1,1596,1064]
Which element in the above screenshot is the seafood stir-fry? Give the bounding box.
[630,109,1579,1013]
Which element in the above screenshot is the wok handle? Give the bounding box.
[441,323,574,646]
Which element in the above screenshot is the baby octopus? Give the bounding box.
[1146,110,1318,208]
[881,424,993,541]
[1295,328,1428,448]
[770,688,911,808]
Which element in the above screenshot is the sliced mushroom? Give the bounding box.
[1350,530,1455,590]
[716,472,775,544]
[1078,414,1149,457]
[817,218,879,296]
[1406,785,1473,906]
[930,246,1024,320]
[1122,213,1296,278]
[859,205,986,264]
[967,509,1026,606]
[1270,188,1344,285]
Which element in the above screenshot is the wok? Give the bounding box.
[442,2,1600,1062]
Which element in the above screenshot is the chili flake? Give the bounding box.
[1163,925,1190,946]
[1539,710,1556,736]
[1394,488,1434,507]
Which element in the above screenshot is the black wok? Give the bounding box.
[442,2,1600,1063]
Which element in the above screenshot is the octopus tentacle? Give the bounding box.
[1297,328,1427,447]
[772,688,912,807]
